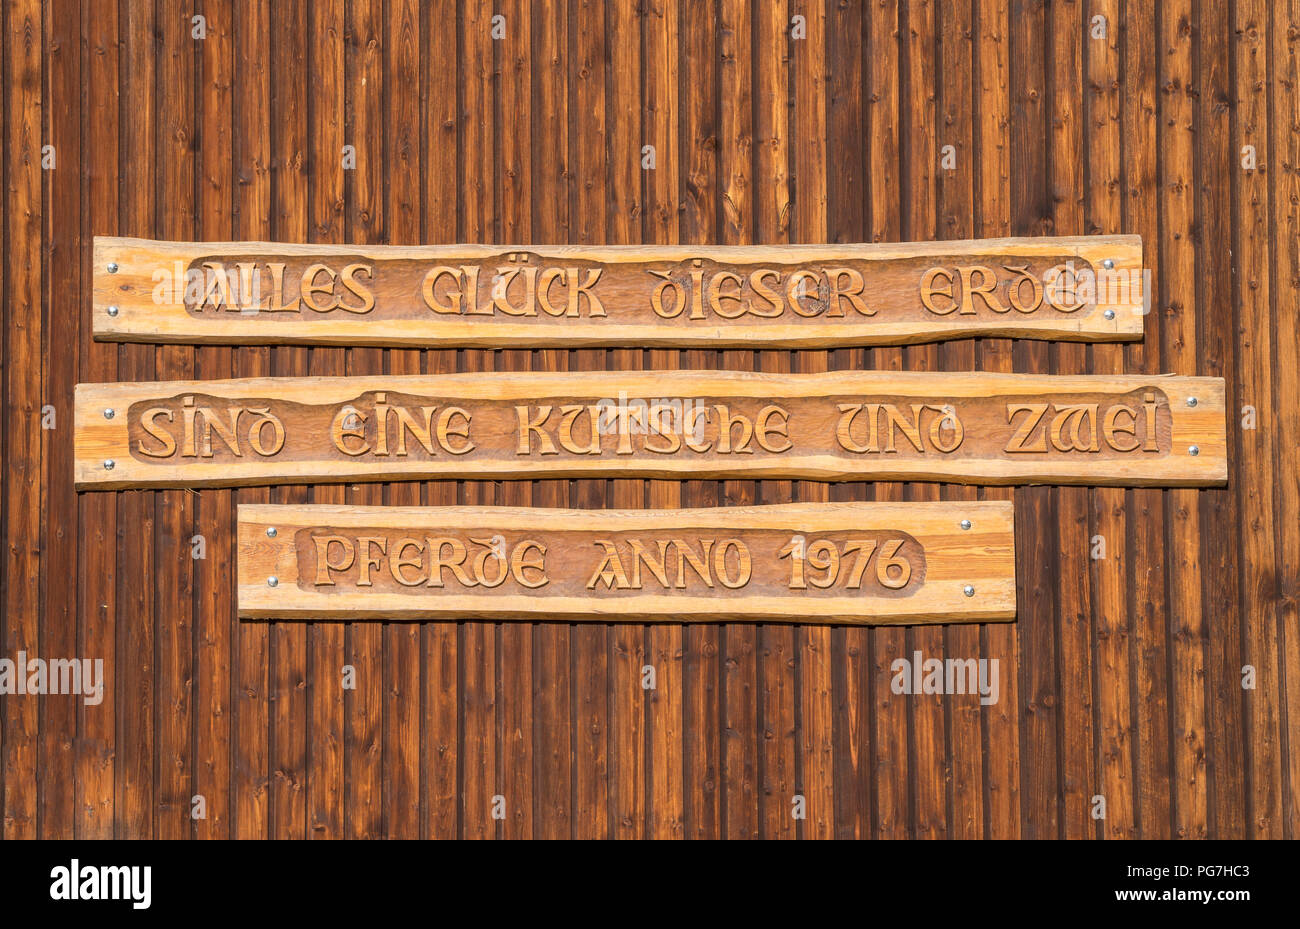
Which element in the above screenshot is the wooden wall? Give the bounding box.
[2,0,1296,838]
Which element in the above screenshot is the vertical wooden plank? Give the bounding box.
[460,544,497,817]
[791,0,834,843]
[1196,0,1245,839]
[605,0,644,841]
[751,0,794,841]
[2,0,42,842]
[1119,0,1169,839]
[1270,0,1300,839]
[343,0,385,840]
[194,0,235,839]
[231,0,271,841]
[78,0,119,840]
[1047,0,1095,840]
[1009,0,1057,840]
[154,0,198,842]
[1159,0,1208,840]
[1084,0,1134,840]
[974,0,1020,839]
[717,0,758,840]
[901,0,948,841]
[383,0,422,841]
[569,0,610,839]
[823,47,866,837]
[643,0,684,840]
[42,0,80,840]
[530,0,573,841]
[1234,0,1283,839]
[679,0,720,841]
[460,0,497,839]
[937,0,983,842]
[421,0,459,841]
[268,0,309,842]
[497,0,534,841]
[308,0,346,840]
[116,0,156,839]
[1,0,11,841]
[864,0,909,841]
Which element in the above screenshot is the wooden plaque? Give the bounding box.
[237,501,1017,624]
[74,370,1227,489]
[93,234,1144,347]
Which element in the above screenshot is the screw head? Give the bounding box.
[266,527,278,538]
[103,408,115,420]
[1189,445,1200,457]
[106,262,118,274]
[960,519,972,530]
[963,585,976,597]
[1187,396,1198,407]
[267,576,279,588]
[103,459,115,470]
[1102,258,1115,270]
[106,305,119,317]
[1103,308,1116,320]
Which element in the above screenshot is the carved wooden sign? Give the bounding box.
[93,234,1144,347]
[74,370,1227,489]
[237,501,1017,624]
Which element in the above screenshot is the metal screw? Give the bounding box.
[107,262,118,274]
[1187,396,1198,407]
[106,305,119,317]
[103,408,115,420]
[103,459,115,470]
[963,585,976,597]
[267,576,279,587]
[1103,309,1116,320]
[1102,258,1115,270]
[1189,445,1200,457]
[266,527,278,538]
[960,519,972,530]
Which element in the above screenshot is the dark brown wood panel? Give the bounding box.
[3,0,1295,838]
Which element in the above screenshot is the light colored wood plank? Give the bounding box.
[76,369,1228,489]
[237,501,1016,625]
[91,234,1144,348]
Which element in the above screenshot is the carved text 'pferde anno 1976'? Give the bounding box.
[74,370,1227,489]
[93,234,1144,348]
[237,502,1017,624]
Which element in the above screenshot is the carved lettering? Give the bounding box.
[98,375,1213,490]
[241,503,1020,623]
[110,236,1146,350]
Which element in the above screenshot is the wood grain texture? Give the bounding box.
[4,0,1295,840]
[1234,0,1282,839]
[43,0,80,839]
[863,0,909,840]
[231,0,271,840]
[237,502,1015,625]
[937,0,982,841]
[114,0,156,839]
[1120,0,1171,839]
[74,369,1228,489]
[1085,0,1134,840]
[974,0,1022,842]
[4,0,42,840]
[76,0,120,840]
[90,234,1144,348]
